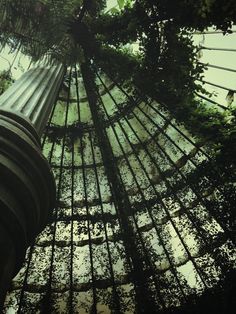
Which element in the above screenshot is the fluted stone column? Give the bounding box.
[0,64,65,307]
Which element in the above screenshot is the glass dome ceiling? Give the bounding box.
[1,1,236,313]
[1,62,235,312]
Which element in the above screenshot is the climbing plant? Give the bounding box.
[1,2,236,312]
[0,70,14,95]
[0,0,236,159]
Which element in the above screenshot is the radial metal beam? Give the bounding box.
[80,59,161,313]
[199,46,236,52]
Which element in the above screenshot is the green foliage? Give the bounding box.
[0,0,101,63]
[105,0,133,14]
[153,0,236,32]
[1,0,236,161]
[0,70,14,95]
[92,7,138,46]
[91,0,236,161]
[117,0,124,9]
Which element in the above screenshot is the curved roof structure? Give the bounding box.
[1,1,236,313]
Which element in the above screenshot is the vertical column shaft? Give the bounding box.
[0,64,65,309]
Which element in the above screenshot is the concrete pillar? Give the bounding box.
[0,64,65,307]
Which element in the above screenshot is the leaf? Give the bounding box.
[110,7,119,14]
[117,0,125,9]
[226,90,234,106]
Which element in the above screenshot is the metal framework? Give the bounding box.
[2,50,235,313]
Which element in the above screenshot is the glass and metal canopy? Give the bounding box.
[0,1,236,313]
[0,60,235,313]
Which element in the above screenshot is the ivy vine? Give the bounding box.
[1,0,236,161]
